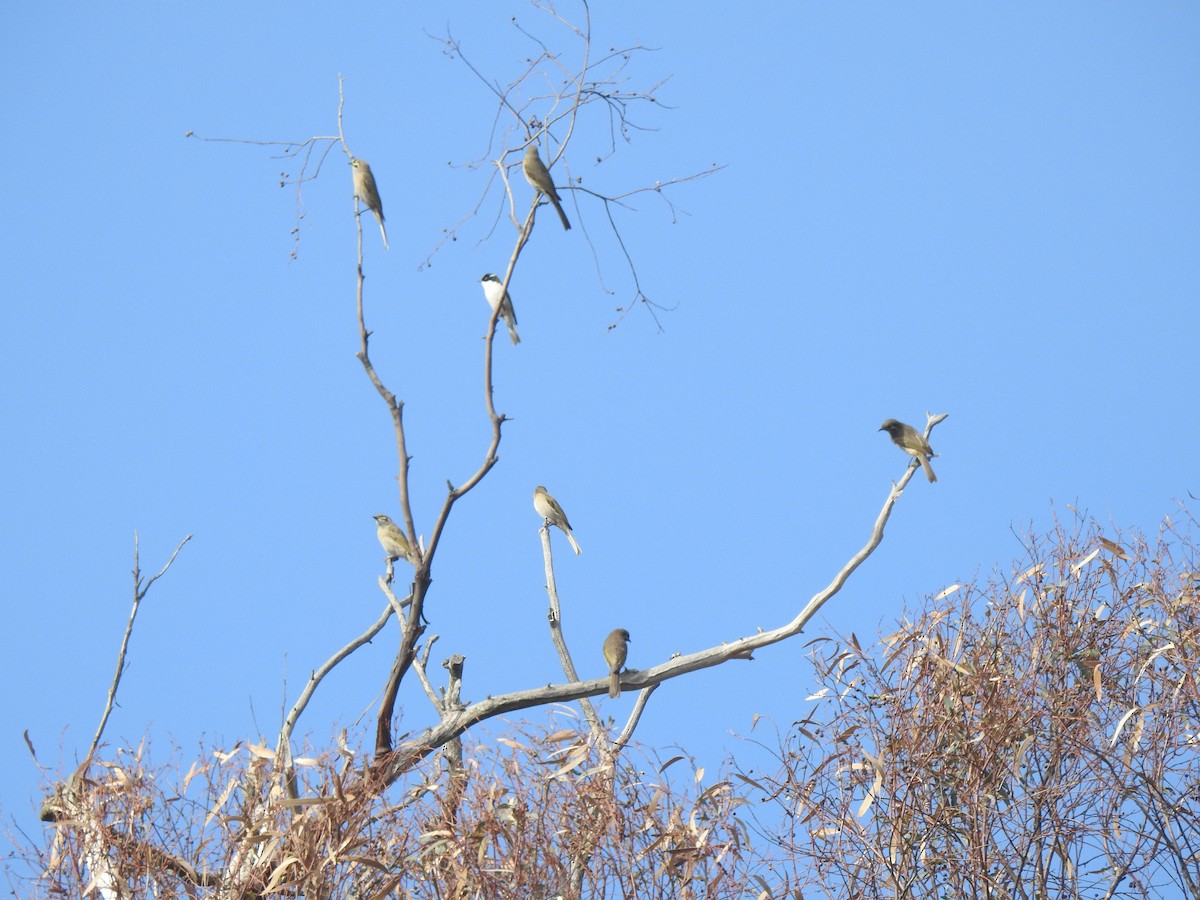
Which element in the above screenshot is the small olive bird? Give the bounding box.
[878,419,938,483]
[479,273,521,345]
[373,514,413,563]
[533,485,582,555]
[602,629,630,698]
[522,144,571,230]
[351,158,389,249]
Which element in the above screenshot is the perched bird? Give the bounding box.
[878,419,938,483]
[533,485,581,555]
[522,144,571,230]
[479,273,521,345]
[373,514,413,563]
[351,158,389,249]
[603,629,630,698]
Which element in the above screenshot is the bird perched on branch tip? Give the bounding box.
[373,514,413,563]
[879,419,938,483]
[533,485,581,554]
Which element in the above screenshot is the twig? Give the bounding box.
[86,533,191,765]
[613,683,656,750]
[274,599,404,796]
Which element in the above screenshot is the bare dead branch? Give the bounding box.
[274,599,403,796]
[538,525,605,739]
[87,533,191,766]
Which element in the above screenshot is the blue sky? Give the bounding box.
[2,0,1198,850]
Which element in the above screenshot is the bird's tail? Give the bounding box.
[377,215,389,250]
[550,197,572,231]
[506,320,521,345]
[609,671,621,699]
[566,530,582,555]
[920,456,937,483]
